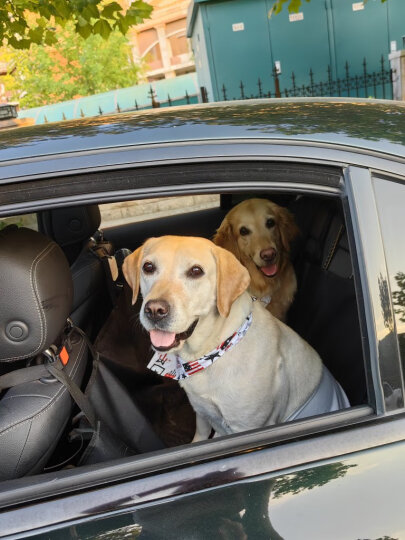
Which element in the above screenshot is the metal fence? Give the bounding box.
[41,88,199,122]
[25,55,395,124]
[60,56,396,119]
[214,56,393,103]
[18,73,200,124]
[130,56,394,110]
[133,86,198,110]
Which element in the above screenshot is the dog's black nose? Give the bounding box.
[260,248,277,262]
[144,299,170,322]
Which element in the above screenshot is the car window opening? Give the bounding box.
[0,189,368,481]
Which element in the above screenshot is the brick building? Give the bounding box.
[130,0,195,82]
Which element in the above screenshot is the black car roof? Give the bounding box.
[3,98,405,164]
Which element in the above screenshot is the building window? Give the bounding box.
[138,28,163,70]
[166,18,189,64]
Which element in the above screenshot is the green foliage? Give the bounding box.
[269,0,310,17]
[0,0,152,49]
[379,273,394,331]
[272,462,356,498]
[378,271,405,327]
[5,23,142,108]
[0,218,24,230]
[393,272,405,324]
[269,0,387,17]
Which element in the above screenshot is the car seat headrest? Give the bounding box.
[0,226,73,363]
[42,204,101,248]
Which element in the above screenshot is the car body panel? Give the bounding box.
[4,417,405,539]
[46,441,405,540]
[1,99,405,175]
[2,410,404,538]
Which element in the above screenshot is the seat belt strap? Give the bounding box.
[91,243,121,305]
[0,324,99,432]
[0,358,98,432]
[0,364,49,392]
[46,362,98,431]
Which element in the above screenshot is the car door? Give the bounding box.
[2,162,405,540]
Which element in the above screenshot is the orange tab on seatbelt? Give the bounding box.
[59,346,69,366]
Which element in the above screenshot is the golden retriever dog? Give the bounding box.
[213,198,299,321]
[123,236,349,441]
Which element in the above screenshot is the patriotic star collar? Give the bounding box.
[147,313,253,380]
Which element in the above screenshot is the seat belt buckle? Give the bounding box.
[59,346,69,366]
[43,344,68,369]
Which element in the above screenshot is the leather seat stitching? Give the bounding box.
[2,243,56,362]
[0,338,85,436]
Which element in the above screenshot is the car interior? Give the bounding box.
[0,186,368,482]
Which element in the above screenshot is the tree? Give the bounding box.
[270,0,387,16]
[4,22,142,108]
[241,461,357,539]
[0,0,152,49]
[393,272,405,324]
[378,273,394,332]
[271,461,356,498]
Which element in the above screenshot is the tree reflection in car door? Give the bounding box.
[62,462,357,539]
[393,271,405,364]
[378,273,405,410]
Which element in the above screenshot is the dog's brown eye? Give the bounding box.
[266,218,275,229]
[239,226,250,236]
[143,261,156,274]
[187,265,204,278]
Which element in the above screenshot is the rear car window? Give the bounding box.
[100,194,220,228]
[0,213,38,231]
[0,178,371,489]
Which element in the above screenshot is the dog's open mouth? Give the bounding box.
[149,319,199,352]
[258,262,278,277]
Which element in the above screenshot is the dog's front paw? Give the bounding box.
[191,432,205,443]
[192,415,212,442]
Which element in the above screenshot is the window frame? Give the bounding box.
[371,173,405,404]
[346,166,405,415]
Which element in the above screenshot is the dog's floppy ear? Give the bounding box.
[213,218,241,261]
[122,245,144,305]
[278,207,300,253]
[212,245,250,318]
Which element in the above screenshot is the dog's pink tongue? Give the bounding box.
[261,263,278,277]
[150,329,176,348]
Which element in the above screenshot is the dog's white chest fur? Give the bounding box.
[180,300,323,437]
[180,357,250,435]
[182,386,233,435]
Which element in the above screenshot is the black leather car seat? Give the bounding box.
[0,226,88,480]
[288,196,366,406]
[38,205,114,331]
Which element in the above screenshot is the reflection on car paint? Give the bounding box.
[44,442,405,540]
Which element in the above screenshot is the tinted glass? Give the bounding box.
[100,194,219,228]
[0,213,38,231]
[373,176,405,378]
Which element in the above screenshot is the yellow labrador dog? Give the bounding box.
[123,235,349,441]
[214,198,299,321]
